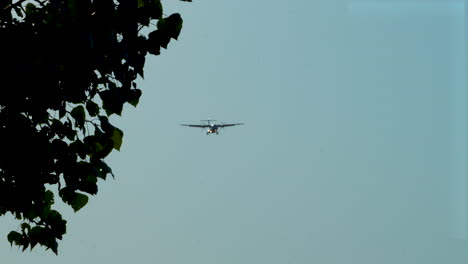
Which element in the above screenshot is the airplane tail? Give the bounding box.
[201,119,216,125]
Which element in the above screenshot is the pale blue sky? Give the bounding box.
[2,0,468,263]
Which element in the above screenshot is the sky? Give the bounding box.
[2,0,468,263]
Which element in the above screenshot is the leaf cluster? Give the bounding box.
[0,0,187,254]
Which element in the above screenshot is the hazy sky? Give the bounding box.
[2,0,468,263]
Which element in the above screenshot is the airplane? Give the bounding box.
[181,119,244,135]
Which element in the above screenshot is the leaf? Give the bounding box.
[86,101,100,117]
[76,162,99,195]
[84,134,114,159]
[7,231,22,246]
[28,226,44,250]
[147,30,164,53]
[99,90,125,116]
[127,89,142,107]
[70,105,86,128]
[65,129,77,141]
[70,193,89,212]
[83,136,103,155]
[46,238,58,255]
[25,3,38,15]
[98,115,114,133]
[137,0,163,24]
[167,13,183,40]
[158,13,183,40]
[92,159,114,180]
[59,188,89,212]
[44,190,54,207]
[22,241,30,252]
[50,139,68,157]
[51,119,65,139]
[30,240,38,250]
[70,140,87,159]
[110,128,124,151]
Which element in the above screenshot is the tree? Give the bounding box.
[0,0,187,254]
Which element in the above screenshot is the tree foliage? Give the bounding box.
[0,0,186,254]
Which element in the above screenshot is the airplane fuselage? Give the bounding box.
[207,124,219,134]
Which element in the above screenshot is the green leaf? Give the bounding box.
[86,101,100,117]
[70,105,86,128]
[84,136,102,156]
[147,30,164,53]
[28,226,44,250]
[110,128,124,151]
[30,240,38,250]
[50,139,68,157]
[51,119,65,139]
[158,13,183,40]
[99,90,124,116]
[139,0,163,20]
[44,190,55,207]
[168,13,183,40]
[70,139,87,159]
[93,159,114,180]
[25,3,38,15]
[98,115,114,133]
[26,207,40,220]
[46,238,58,255]
[127,89,142,107]
[22,241,30,252]
[76,162,99,195]
[59,188,89,212]
[70,193,89,212]
[7,231,23,246]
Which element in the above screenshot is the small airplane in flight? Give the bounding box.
[181,119,244,135]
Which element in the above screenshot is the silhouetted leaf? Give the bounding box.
[110,128,124,151]
[147,30,164,53]
[93,159,114,180]
[70,105,86,128]
[139,0,163,20]
[7,231,22,246]
[70,140,87,159]
[158,13,183,40]
[99,90,125,116]
[44,190,54,206]
[98,115,115,133]
[71,193,88,212]
[86,101,100,117]
[25,3,38,15]
[59,188,89,212]
[127,89,142,107]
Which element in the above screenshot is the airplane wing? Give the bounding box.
[181,124,210,128]
[219,123,244,128]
